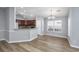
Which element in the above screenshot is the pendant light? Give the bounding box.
[48,8,56,19]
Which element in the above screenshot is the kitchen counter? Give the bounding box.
[14,28,37,30]
[8,28,38,43]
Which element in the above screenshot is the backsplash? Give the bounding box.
[16,19,36,29]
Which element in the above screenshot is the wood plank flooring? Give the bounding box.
[0,35,79,52]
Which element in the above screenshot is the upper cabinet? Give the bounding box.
[16,20,36,29]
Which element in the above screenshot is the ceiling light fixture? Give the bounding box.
[48,8,56,19]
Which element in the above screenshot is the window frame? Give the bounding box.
[47,19,63,33]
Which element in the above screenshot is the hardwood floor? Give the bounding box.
[0,35,79,52]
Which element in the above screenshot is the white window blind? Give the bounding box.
[47,20,62,32]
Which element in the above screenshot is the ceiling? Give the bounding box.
[16,7,69,18]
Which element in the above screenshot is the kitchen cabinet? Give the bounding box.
[9,28,37,43]
[9,30,29,42]
[29,28,38,40]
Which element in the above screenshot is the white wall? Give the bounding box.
[44,16,68,38]
[4,8,10,41]
[68,7,79,48]
[68,9,71,37]
[0,8,6,40]
[9,7,16,30]
[3,7,16,42]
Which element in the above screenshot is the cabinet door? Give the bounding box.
[9,30,29,42]
[30,29,37,40]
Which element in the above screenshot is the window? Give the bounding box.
[47,20,62,32]
[47,20,54,32]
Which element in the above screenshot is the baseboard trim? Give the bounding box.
[7,36,38,43]
[67,36,79,48]
[7,40,32,43]
[29,36,38,41]
[0,38,5,41]
[44,34,67,39]
[70,44,79,48]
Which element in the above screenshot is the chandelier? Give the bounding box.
[48,8,56,19]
